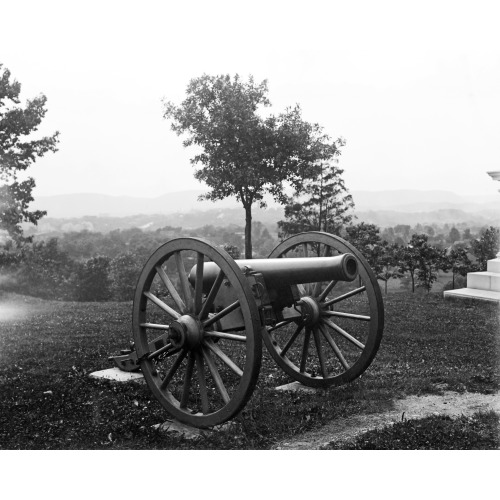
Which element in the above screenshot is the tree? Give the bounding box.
[277,160,354,239]
[397,237,421,293]
[471,226,499,270]
[0,64,59,243]
[164,74,342,258]
[447,247,472,289]
[74,256,112,301]
[345,222,383,273]
[377,242,403,294]
[447,227,461,244]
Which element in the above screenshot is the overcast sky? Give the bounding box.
[1,0,500,199]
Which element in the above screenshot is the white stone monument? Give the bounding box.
[443,172,500,303]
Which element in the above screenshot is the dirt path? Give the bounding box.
[273,391,500,450]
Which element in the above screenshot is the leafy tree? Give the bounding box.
[164,74,342,258]
[74,256,111,301]
[447,227,461,244]
[447,247,473,289]
[0,64,59,243]
[277,160,354,238]
[345,222,383,273]
[415,238,447,293]
[222,244,241,260]
[377,242,403,295]
[109,252,142,301]
[397,237,421,293]
[11,238,75,299]
[470,226,499,270]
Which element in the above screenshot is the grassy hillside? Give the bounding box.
[0,291,498,449]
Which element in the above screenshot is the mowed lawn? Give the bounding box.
[0,291,498,449]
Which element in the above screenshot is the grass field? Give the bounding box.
[0,290,498,449]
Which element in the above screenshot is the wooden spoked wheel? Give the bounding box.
[132,238,262,428]
[264,231,384,388]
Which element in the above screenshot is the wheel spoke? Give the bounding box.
[155,265,187,314]
[195,350,209,414]
[267,318,295,333]
[199,270,224,320]
[144,291,181,319]
[175,251,193,312]
[317,280,338,303]
[194,252,205,314]
[202,346,230,405]
[147,341,174,360]
[312,327,328,378]
[140,322,170,330]
[322,318,365,350]
[299,328,311,373]
[204,331,247,342]
[319,323,350,370]
[180,352,195,409]
[160,349,188,390]
[205,339,243,377]
[323,286,366,307]
[322,310,371,322]
[279,322,304,357]
[203,300,240,328]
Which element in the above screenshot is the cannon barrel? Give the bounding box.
[189,253,358,291]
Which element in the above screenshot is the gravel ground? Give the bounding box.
[274,389,500,449]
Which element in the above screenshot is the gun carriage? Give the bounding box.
[112,231,384,428]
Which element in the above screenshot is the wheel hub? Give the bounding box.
[298,296,321,326]
[169,315,203,350]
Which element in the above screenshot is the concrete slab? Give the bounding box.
[467,272,492,291]
[275,381,317,393]
[487,258,500,273]
[89,367,145,384]
[444,288,500,303]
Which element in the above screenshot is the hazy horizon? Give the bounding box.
[2,0,500,200]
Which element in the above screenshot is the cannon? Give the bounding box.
[111,231,384,428]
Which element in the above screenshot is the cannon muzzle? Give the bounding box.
[189,253,358,291]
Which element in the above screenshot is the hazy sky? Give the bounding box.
[2,0,500,198]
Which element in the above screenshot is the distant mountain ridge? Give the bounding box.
[32,189,500,220]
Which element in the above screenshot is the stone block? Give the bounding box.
[275,381,317,393]
[467,272,491,291]
[487,259,500,273]
[443,288,500,303]
[89,367,145,384]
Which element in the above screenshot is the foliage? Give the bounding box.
[277,160,354,238]
[0,64,59,243]
[447,247,473,289]
[12,238,74,300]
[222,244,241,259]
[345,222,383,273]
[471,226,499,270]
[377,242,403,294]
[164,74,343,258]
[73,256,112,301]
[109,253,142,301]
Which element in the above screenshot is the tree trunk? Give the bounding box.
[452,272,455,289]
[411,271,415,292]
[244,204,253,259]
[385,279,388,295]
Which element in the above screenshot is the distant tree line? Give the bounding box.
[0,221,278,301]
